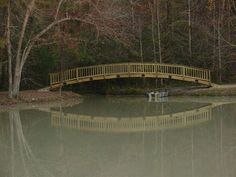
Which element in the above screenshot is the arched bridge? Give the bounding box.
[49,63,211,88]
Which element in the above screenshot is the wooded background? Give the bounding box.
[0,0,236,93]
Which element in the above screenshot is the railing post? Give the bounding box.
[182,66,186,77]
[128,63,130,75]
[156,63,158,76]
[102,65,105,77]
[208,70,211,84]
[76,68,79,80]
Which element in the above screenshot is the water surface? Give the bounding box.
[1,96,236,177]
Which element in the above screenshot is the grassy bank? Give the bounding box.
[170,84,236,96]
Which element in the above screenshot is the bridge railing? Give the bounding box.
[49,63,211,86]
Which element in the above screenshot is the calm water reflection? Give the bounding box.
[0,96,236,177]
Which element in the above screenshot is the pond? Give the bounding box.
[0,96,236,177]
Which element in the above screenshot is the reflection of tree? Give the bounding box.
[8,109,54,177]
[9,111,15,177]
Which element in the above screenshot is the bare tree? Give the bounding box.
[156,0,162,64]
[138,17,144,62]
[212,0,216,71]
[188,0,192,61]
[149,1,157,61]
[129,0,138,31]
[6,0,12,98]
[218,0,223,83]
[156,0,163,85]
[6,0,132,98]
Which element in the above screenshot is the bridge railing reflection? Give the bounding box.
[51,104,212,132]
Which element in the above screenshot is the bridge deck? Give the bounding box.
[49,63,211,88]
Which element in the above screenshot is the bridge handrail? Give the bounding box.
[49,62,211,87]
[51,62,210,72]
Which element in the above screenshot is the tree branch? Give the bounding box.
[55,0,66,20]
[15,0,36,71]
[221,34,236,47]
[21,17,83,68]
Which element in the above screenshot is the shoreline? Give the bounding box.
[0,90,82,109]
[80,84,236,97]
[1,84,236,108]
[170,84,236,96]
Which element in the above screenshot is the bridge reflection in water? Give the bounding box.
[50,104,216,132]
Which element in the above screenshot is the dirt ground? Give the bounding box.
[0,90,81,107]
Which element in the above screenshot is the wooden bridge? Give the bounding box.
[50,104,216,132]
[49,63,211,88]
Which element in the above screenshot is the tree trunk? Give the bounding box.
[212,0,216,71]
[7,0,13,98]
[7,0,36,99]
[218,0,222,83]
[156,0,163,85]
[218,22,222,83]
[12,66,23,98]
[188,0,192,61]
[130,0,135,31]
[157,0,162,64]
[138,18,143,62]
[150,1,157,61]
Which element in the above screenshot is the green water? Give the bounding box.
[0,96,236,177]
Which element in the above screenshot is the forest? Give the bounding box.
[0,0,236,97]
